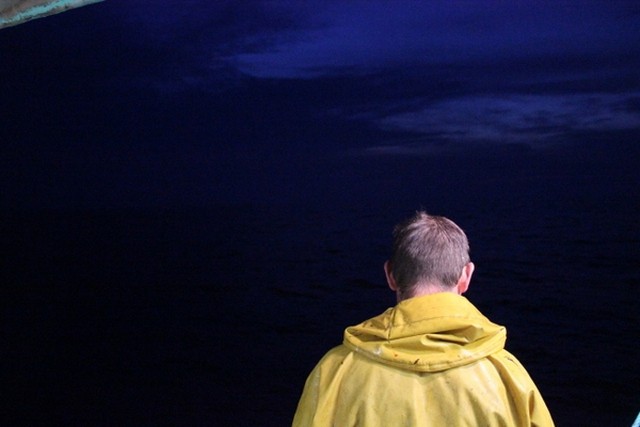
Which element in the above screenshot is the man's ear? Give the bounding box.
[384,260,398,292]
[456,262,475,295]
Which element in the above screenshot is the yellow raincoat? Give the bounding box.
[293,293,554,426]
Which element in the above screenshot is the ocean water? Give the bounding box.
[3,143,640,426]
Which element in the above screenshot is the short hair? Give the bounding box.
[389,211,470,298]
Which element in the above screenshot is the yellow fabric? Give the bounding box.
[292,293,554,426]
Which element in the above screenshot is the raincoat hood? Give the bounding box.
[344,292,506,372]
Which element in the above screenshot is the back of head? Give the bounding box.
[390,211,470,299]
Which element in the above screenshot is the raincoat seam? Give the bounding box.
[343,338,503,372]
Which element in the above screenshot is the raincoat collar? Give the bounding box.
[343,292,506,372]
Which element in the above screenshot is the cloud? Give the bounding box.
[224,1,640,79]
[374,93,640,146]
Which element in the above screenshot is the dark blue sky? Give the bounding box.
[2,1,639,209]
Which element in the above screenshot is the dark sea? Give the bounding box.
[3,141,639,426]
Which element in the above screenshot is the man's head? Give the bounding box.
[385,211,474,301]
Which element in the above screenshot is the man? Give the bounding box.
[292,211,554,426]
